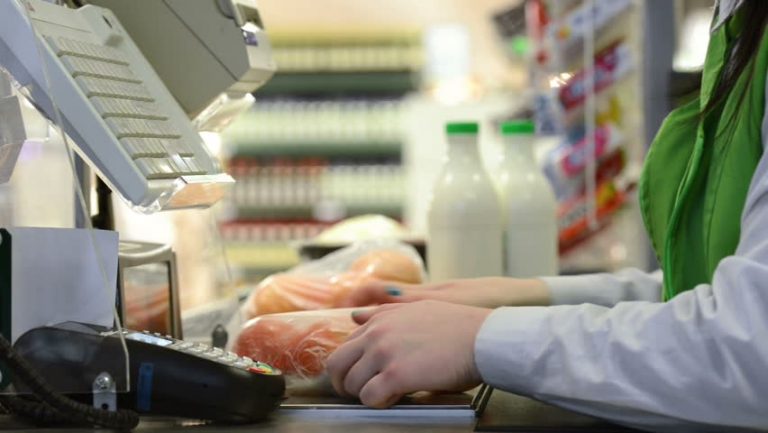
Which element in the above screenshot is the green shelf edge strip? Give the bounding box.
[234,204,403,221]
[255,71,420,96]
[229,142,402,158]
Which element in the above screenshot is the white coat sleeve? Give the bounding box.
[472,71,768,433]
[540,268,663,306]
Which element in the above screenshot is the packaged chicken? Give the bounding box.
[233,308,360,394]
[240,240,425,320]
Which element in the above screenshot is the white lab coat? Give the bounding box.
[474,1,768,431]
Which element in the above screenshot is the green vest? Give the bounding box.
[640,9,768,301]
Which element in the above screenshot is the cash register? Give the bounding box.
[0,0,281,427]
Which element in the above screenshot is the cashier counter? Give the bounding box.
[0,1,641,431]
[0,389,638,432]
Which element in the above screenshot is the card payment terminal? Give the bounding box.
[11,323,285,423]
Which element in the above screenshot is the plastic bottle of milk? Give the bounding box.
[427,122,503,281]
[495,120,558,277]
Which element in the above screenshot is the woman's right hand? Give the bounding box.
[336,277,552,309]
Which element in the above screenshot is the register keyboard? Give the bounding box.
[0,0,234,211]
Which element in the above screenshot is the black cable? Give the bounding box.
[0,395,9,415]
[0,333,139,430]
[0,395,85,427]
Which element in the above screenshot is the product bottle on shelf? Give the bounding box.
[427,122,503,281]
[495,120,558,278]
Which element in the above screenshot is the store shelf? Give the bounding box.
[219,29,422,285]
[543,0,634,69]
[268,29,423,75]
[225,242,300,266]
[229,141,402,159]
[224,242,301,276]
[268,29,422,46]
[517,0,650,270]
[256,71,420,97]
[233,203,403,221]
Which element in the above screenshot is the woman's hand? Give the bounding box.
[337,277,551,309]
[326,300,492,408]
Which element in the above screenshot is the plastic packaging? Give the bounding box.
[427,122,503,281]
[558,180,627,250]
[550,149,626,204]
[558,123,624,177]
[495,121,558,278]
[559,42,634,111]
[312,214,409,245]
[545,0,633,53]
[542,120,626,201]
[240,240,425,320]
[233,308,360,392]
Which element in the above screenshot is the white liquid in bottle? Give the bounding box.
[427,122,503,281]
[495,121,558,278]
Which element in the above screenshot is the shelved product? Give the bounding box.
[503,0,648,271]
[543,0,633,65]
[220,222,324,279]
[227,160,405,221]
[225,100,403,158]
[257,30,422,98]
[268,31,422,72]
[220,30,423,281]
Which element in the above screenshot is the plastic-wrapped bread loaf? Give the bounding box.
[233,309,359,387]
[240,242,425,320]
[347,249,423,283]
[241,274,337,318]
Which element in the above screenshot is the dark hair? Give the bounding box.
[703,1,768,116]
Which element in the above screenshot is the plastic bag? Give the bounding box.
[240,240,425,320]
[313,214,409,245]
[233,308,360,393]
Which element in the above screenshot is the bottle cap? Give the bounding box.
[500,120,535,135]
[446,122,479,135]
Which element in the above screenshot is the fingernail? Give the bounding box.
[385,286,402,296]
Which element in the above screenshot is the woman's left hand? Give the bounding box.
[326,300,492,408]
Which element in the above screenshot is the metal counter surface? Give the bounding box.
[0,390,637,432]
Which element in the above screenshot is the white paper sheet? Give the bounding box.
[9,227,118,341]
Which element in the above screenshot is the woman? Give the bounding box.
[326,1,768,431]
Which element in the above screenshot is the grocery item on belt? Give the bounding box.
[242,274,342,318]
[233,309,359,392]
[313,215,409,245]
[427,122,504,281]
[241,240,425,320]
[347,248,422,282]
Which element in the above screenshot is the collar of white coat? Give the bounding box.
[712,0,744,32]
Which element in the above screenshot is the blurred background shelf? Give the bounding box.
[218,28,423,284]
[231,204,404,222]
[228,141,403,159]
[223,242,301,276]
[256,71,420,97]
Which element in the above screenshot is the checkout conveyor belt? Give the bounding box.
[0,390,639,432]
